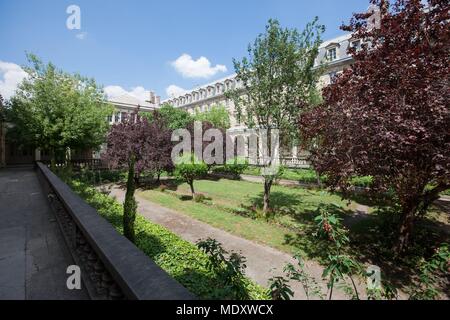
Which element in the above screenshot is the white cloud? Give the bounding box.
[165,85,187,98]
[171,54,227,79]
[75,32,88,40]
[0,61,28,100]
[104,85,150,102]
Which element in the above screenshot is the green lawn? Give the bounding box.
[138,178,357,259]
[137,177,450,297]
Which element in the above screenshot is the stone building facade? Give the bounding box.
[0,93,158,166]
[161,33,359,166]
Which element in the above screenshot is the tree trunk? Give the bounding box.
[123,156,137,243]
[156,171,161,184]
[263,177,273,214]
[316,172,321,187]
[393,202,418,255]
[50,148,56,171]
[189,180,195,197]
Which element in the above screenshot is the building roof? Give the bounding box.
[161,32,355,105]
[108,94,156,110]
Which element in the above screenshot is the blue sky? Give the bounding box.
[0,0,369,101]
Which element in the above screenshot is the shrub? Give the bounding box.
[194,193,207,203]
[158,184,168,192]
[267,276,294,300]
[174,153,208,197]
[197,238,250,300]
[409,243,450,300]
[223,157,249,177]
[65,178,269,300]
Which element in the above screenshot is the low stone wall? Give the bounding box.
[36,162,195,300]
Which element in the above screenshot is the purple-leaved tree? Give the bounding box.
[104,110,172,242]
[300,0,449,254]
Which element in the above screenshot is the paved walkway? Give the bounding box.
[0,167,88,300]
[109,185,367,300]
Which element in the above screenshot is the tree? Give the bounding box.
[7,54,113,168]
[228,18,324,213]
[157,103,193,130]
[300,0,450,254]
[145,110,174,183]
[194,104,231,129]
[173,153,208,198]
[105,111,151,242]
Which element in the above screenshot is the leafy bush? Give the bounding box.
[267,276,293,300]
[193,193,207,203]
[284,254,324,300]
[197,238,251,300]
[409,243,450,300]
[213,157,249,178]
[73,168,126,185]
[349,176,373,188]
[65,178,268,300]
[242,166,374,188]
[174,153,208,196]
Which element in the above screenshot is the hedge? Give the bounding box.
[242,166,374,188]
[66,179,269,300]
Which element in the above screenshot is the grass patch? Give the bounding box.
[138,178,356,261]
[138,177,450,298]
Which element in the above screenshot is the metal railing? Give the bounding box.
[246,156,311,169]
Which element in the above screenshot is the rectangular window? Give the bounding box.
[329,72,338,84]
[351,40,361,51]
[327,48,337,61]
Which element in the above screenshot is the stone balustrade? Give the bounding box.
[36,162,195,300]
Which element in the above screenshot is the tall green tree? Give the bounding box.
[156,103,193,130]
[194,104,231,129]
[228,18,324,213]
[7,54,113,168]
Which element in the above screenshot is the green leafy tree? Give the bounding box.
[194,104,231,129]
[228,18,324,213]
[197,238,250,300]
[173,153,208,198]
[156,103,193,130]
[7,54,113,168]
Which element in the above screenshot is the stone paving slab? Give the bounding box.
[0,167,89,300]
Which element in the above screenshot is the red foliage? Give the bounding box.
[300,0,449,253]
[104,110,173,174]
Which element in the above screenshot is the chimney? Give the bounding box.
[367,4,381,30]
[148,91,155,104]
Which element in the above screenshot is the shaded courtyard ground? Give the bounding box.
[0,167,88,300]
